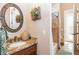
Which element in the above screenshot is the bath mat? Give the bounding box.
[60,49,72,55]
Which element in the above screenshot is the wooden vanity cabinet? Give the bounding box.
[11,44,37,55]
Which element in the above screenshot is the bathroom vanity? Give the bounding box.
[12,43,37,55]
[6,37,37,55]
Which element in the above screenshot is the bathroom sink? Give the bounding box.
[9,41,26,48]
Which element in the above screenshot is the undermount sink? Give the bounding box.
[9,41,26,48]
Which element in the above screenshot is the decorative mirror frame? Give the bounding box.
[1,3,23,32]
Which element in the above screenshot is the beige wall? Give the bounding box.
[0,3,50,55]
[27,4,50,55]
[75,3,79,9]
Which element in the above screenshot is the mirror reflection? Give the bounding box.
[5,7,21,29]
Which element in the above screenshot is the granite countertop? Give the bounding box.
[6,37,37,55]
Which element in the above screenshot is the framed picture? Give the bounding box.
[31,7,41,21]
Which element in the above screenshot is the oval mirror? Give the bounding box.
[1,3,23,32]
